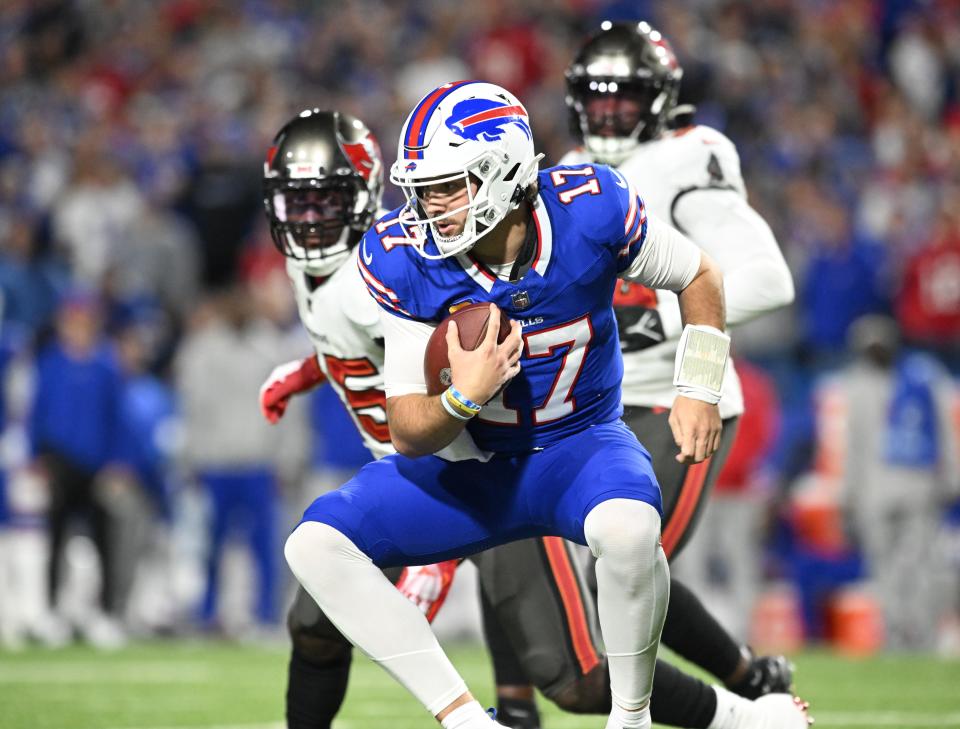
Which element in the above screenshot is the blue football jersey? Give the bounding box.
[358,163,648,453]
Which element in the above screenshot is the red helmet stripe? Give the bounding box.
[403,80,474,159]
[455,105,527,129]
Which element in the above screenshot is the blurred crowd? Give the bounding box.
[0,0,958,653]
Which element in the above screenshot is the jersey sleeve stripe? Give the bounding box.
[364,282,415,318]
[623,188,639,235]
[357,257,400,302]
[627,206,648,246]
[622,192,645,245]
[357,256,415,318]
[369,289,414,318]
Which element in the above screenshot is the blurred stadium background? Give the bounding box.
[0,0,959,726]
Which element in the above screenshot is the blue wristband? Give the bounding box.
[440,391,473,421]
[447,386,482,413]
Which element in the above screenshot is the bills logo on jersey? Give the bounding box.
[445,98,531,142]
[342,133,382,182]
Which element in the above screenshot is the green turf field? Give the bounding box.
[0,641,958,729]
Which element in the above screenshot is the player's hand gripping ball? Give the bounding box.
[423,302,514,397]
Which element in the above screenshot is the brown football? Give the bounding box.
[424,302,512,396]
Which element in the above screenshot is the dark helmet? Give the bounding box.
[263,109,384,277]
[565,20,683,163]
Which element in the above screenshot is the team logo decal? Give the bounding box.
[405,161,418,172]
[341,133,381,182]
[650,36,680,71]
[445,98,531,142]
[511,290,531,310]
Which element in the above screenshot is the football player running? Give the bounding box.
[263,109,806,729]
[566,18,798,702]
[261,110,459,729]
[477,23,806,729]
[479,20,802,729]
[283,79,730,729]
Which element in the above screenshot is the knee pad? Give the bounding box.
[548,664,612,714]
[287,588,352,666]
[584,498,662,564]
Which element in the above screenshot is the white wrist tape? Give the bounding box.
[673,324,730,405]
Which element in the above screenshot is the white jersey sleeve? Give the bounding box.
[381,310,431,399]
[672,186,794,326]
[575,125,793,418]
[287,248,393,460]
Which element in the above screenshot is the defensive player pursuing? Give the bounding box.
[283,78,732,729]
[479,21,801,729]
[260,109,403,729]
[264,108,808,729]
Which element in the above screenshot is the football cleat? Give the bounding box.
[729,653,794,699]
[486,707,513,727]
[495,697,542,729]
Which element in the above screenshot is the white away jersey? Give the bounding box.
[561,125,746,418]
[288,247,394,459]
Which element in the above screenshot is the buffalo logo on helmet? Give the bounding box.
[445,98,531,142]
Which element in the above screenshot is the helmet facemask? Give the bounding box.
[264,176,369,276]
[568,77,671,164]
[262,109,384,278]
[392,148,541,260]
[565,21,683,165]
[389,81,543,260]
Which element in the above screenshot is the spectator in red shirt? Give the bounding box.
[896,202,960,365]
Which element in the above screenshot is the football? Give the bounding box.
[424,302,512,396]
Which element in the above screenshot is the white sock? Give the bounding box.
[285,522,467,715]
[709,685,750,729]
[441,701,494,728]
[585,498,669,715]
[605,702,651,729]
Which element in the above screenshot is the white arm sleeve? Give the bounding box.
[380,309,433,398]
[621,212,702,292]
[674,188,794,326]
[380,307,493,462]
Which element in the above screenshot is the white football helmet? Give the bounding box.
[389,81,543,259]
